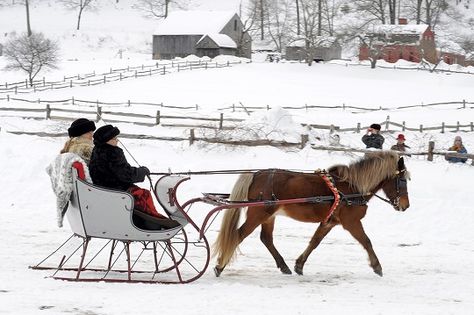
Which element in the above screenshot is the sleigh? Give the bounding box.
[31,164,211,284]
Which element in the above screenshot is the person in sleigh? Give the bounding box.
[89,125,180,229]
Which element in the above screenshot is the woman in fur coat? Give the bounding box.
[60,118,96,164]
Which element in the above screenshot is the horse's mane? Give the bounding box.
[327,151,400,194]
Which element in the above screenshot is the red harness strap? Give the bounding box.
[320,173,340,223]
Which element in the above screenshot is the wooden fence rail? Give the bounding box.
[0,104,473,133]
[3,128,472,165]
[0,60,246,95]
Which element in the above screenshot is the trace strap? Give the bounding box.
[320,173,341,223]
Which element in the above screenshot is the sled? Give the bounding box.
[31,164,210,284]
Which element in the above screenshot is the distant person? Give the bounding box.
[391,134,410,152]
[362,123,384,149]
[61,118,96,164]
[89,125,179,229]
[445,136,468,163]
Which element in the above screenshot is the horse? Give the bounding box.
[213,151,410,277]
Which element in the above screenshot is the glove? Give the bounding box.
[139,166,150,176]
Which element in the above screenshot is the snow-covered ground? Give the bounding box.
[1,1,474,314]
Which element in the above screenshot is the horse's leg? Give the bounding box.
[342,219,383,277]
[260,216,291,274]
[294,222,336,275]
[215,207,272,276]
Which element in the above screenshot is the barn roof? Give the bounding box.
[154,11,237,35]
[370,24,430,36]
[197,34,237,48]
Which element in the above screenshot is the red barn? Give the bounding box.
[359,19,437,64]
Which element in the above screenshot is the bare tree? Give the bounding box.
[266,0,295,52]
[354,0,388,24]
[133,0,188,19]
[3,32,59,86]
[58,0,96,30]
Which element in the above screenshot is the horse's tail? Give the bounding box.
[213,173,254,268]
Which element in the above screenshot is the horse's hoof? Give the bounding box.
[294,265,303,275]
[280,265,292,275]
[214,267,223,277]
[373,266,383,277]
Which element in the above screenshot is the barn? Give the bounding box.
[285,36,341,62]
[152,11,252,60]
[359,19,437,64]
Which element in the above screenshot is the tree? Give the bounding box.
[133,0,188,19]
[354,0,388,24]
[58,0,96,30]
[3,32,59,86]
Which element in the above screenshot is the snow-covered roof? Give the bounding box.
[197,33,237,48]
[154,11,237,35]
[370,24,430,36]
[287,36,339,48]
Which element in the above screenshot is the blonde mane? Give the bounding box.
[328,151,400,194]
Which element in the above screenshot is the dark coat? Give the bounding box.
[390,143,410,152]
[89,143,147,190]
[362,133,385,149]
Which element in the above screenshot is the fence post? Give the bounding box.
[420,124,423,132]
[163,65,166,75]
[219,113,224,130]
[402,121,406,131]
[427,141,435,161]
[457,121,460,131]
[72,96,75,105]
[441,122,445,133]
[128,100,131,107]
[43,77,45,87]
[96,105,102,122]
[7,94,9,102]
[205,62,208,70]
[301,134,309,149]
[15,86,17,95]
[232,104,235,112]
[70,80,72,88]
[385,115,390,130]
[463,99,466,109]
[342,103,345,110]
[189,129,195,145]
[471,122,473,132]
[156,110,160,125]
[25,79,28,88]
[135,70,137,78]
[46,104,51,120]
[103,76,106,84]
[177,64,180,72]
[120,73,122,81]
[357,122,361,133]
[266,105,270,110]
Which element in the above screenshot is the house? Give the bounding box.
[359,18,437,64]
[286,36,341,62]
[152,11,252,60]
[439,51,466,66]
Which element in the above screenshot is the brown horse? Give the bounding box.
[213,151,410,277]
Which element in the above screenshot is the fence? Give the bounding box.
[0,59,246,95]
[1,101,473,133]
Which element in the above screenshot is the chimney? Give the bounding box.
[398,18,408,25]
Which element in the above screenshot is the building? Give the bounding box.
[439,51,466,66]
[152,11,252,60]
[286,36,341,62]
[359,18,437,64]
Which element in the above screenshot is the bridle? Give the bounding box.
[373,169,408,210]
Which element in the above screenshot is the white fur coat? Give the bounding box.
[46,153,91,227]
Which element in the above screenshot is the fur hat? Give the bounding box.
[397,134,405,140]
[370,123,381,131]
[68,118,96,138]
[93,125,120,145]
[454,136,462,142]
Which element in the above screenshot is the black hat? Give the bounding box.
[93,125,120,145]
[68,118,96,137]
[370,123,381,131]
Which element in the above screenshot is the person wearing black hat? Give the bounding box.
[89,125,179,229]
[60,118,96,164]
[362,123,384,149]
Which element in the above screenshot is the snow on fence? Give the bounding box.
[0,59,246,94]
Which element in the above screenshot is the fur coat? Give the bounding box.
[61,137,94,164]
[46,153,91,227]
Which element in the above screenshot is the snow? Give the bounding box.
[153,11,237,35]
[370,24,430,36]
[197,34,237,49]
[1,1,474,314]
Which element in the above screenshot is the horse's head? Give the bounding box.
[381,156,410,211]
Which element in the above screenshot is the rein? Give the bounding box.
[149,168,317,176]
